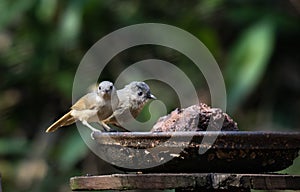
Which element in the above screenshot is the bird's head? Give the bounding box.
[97,81,116,100]
[127,81,156,106]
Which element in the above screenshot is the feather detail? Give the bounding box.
[45,111,75,132]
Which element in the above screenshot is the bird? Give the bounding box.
[102,81,156,131]
[45,81,119,134]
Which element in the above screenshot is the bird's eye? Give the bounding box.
[109,85,113,90]
[138,91,143,96]
[98,86,102,90]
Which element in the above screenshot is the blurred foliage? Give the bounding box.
[225,18,275,112]
[0,0,300,192]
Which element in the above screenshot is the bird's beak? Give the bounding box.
[148,94,157,100]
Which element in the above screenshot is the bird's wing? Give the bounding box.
[71,93,100,110]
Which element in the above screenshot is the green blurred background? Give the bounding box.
[0,1,300,192]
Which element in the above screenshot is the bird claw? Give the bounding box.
[100,122,111,132]
[90,131,95,140]
[102,126,109,132]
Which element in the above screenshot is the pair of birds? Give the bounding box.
[45,81,156,135]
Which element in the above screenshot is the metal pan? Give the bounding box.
[92,131,300,173]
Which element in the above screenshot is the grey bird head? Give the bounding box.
[104,81,156,128]
[97,81,116,99]
[126,81,156,104]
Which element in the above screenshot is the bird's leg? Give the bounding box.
[82,120,99,139]
[100,121,111,132]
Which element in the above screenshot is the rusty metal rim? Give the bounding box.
[93,131,300,138]
[92,131,300,149]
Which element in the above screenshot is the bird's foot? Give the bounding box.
[90,131,95,140]
[101,122,111,132]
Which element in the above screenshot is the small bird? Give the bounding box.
[103,81,156,130]
[45,81,119,134]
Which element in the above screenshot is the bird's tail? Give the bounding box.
[46,111,76,133]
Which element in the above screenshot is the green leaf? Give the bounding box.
[36,0,58,23]
[57,0,83,47]
[0,137,28,155]
[225,18,275,112]
[57,131,88,171]
[0,0,34,29]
